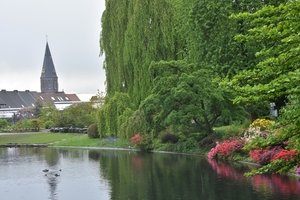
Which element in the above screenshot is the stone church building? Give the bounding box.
[0,42,81,119]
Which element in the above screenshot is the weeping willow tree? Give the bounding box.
[99,0,185,138]
[97,92,133,138]
[100,0,184,106]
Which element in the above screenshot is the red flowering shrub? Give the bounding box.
[207,137,245,159]
[271,149,298,162]
[249,146,283,165]
[130,133,142,145]
[130,133,152,151]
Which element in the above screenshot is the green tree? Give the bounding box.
[227,0,300,176]
[101,0,185,107]
[99,0,287,140]
[33,99,44,118]
[39,103,61,126]
[142,60,246,136]
[227,1,299,104]
[97,92,133,138]
[60,102,98,127]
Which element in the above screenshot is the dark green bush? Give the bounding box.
[160,132,179,144]
[88,123,99,138]
[44,120,55,129]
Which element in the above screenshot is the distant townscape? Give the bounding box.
[0,42,81,120]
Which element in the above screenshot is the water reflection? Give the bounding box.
[207,158,300,199]
[0,148,300,200]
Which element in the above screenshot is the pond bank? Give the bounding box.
[0,143,48,148]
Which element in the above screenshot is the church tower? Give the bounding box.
[40,42,58,93]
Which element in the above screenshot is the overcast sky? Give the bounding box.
[0,0,106,100]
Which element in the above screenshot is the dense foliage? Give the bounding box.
[0,119,8,129]
[99,0,298,175]
[88,123,100,138]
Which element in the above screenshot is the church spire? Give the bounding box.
[40,42,59,93]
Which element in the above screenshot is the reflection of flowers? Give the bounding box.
[252,174,300,196]
[131,156,142,170]
[207,159,244,181]
[208,159,300,196]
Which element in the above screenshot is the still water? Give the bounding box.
[0,147,300,200]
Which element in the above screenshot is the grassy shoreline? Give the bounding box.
[0,132,131,148]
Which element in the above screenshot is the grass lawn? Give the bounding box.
[0,132,131,148]
[0,133,82,145]
[50,134,101,147]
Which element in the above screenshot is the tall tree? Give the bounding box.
[141,60,246,136]
[100,0,185,107]
[227,0,299,104]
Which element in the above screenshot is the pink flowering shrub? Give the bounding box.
[130,133,152,151]
[130,133,142,145]
[207,137,245,160]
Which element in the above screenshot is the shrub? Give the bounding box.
[44,120,55,129]
[207,137,245,160]
[88,123,99,138]
[130,133,152,151]
[130,133,142,145]
[249,146,283,165]
[160,132,179,144]
[30,119,43,131]
[177,137,198,153]
[0,119,8,129]
[214,124,245,139]
[250,118,275,131]
[271,149,298,162]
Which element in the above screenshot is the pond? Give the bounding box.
[0,147,300,200]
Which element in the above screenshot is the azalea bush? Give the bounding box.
[208,137,245,160]
[130,133,142,145]
[249,146,283,165]
[245,153,300,176]
[130,133,152,151]
[246,146,300,176]
[271,149,298,162]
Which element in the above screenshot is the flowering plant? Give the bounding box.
[207,137,245,160]
[250,118,275,131]
[130,133,152,151]
[249,146,283,165]
[130,133,142,145]
[271,149,298,162]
